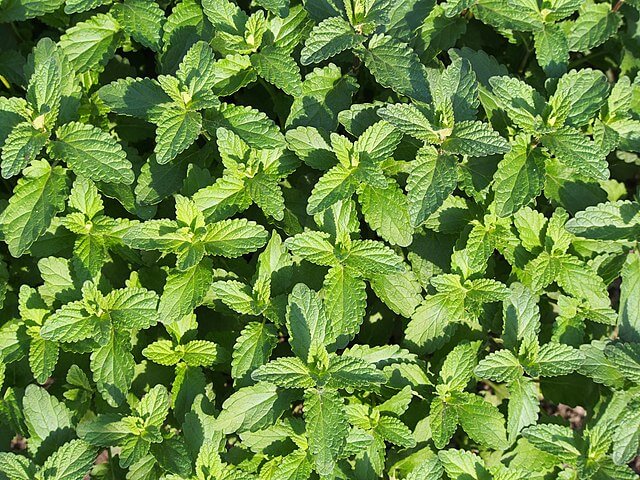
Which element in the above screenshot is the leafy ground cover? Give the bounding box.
[0,0,639,479]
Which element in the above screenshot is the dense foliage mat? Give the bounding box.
[0,0,640,478]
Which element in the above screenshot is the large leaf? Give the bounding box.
[0,160,68,257]
[51,122,134,184]
[363,34,430,103]
[304,388,348,476]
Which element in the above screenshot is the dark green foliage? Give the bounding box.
[0,0,639,479]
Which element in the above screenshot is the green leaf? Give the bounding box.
[475,349,522,383]
[90,330,135,407]
[118,435,150,469]
[556,254,610,307]
[231,321,278,385]
[454,392,508,450]
[307,163,356,214]
[105,286,159,331]
[549,68,609,127]
[181,340,218,366]
[0,452,36,480]
[405,293,462,354]
[51,122,134,184]
[567,3,621,53]
[304,388,348,476]
[359,182,413,247]
[442,120,510,156]
[269,4,312,53]
[431,57,479,122]
[503,283,541,350]
[532,342,584,377]
[579,340,626,389]
[363,34,430,103]
[521,424,580,460]
[619,252,640,342]
[407,147,458,227]
[252,357,314,388]
[155,106,202,165]
[215,382,286,434]
[326,355,385,389]
[23,384,73,456]
[286,283,332,361]
[437,449,490,480]
[192,175,248,222]
[301,16,363,65]
[285,126,336,170]
[211,280,257,314]
[143,340,181,366]
[565,201,640,241]
[204,102,286,149]
[542,127,609,180]
[122,219,185,253]
[59,13,121,73]
[355,120,403,163]
[29,335,59,385]
[255,0,289,16]
[488,76,545,132]
[612,407,640,465]
[407,458,444,480]
[0,159,68,257]
[369,268,423,318]
[377,416,416,447]
[473,0,542,29]
[345,239,404,276]
[98,77,170,120]
[378,103,438,143]
[507,377,539,441]
[493,135,546,217]
[69,176,103,218]
[322,265,367,346]
[2,121,49,180]
[158,259,213,324]
[269,450,312,480]
[137,384,170,427]
[285,231,337,266]
[440,342,479,391]
[417,5,467,62]
[209,54,256,96]
[604,343,640,383]
[429,397,458,449]
[286,63,359,131]
[251,46,302,96]
[203,218,268,257]
[176,41,218,106]
[0,105,31,156]
[40,302,94,344]
[112,0,164,52]
[40,439,96,480]
[37,257,77,305]
[0,0,65,22]
[533,23,568,77]
[64,0,110,14]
